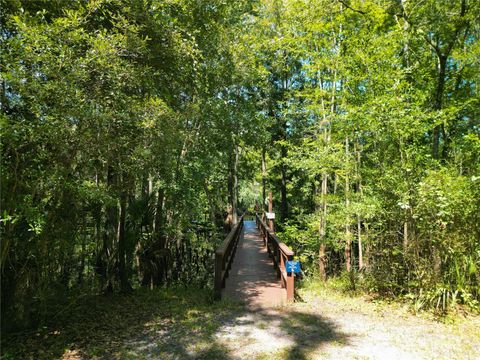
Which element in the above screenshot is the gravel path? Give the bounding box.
[118,289,480,360]
[210,293,480,360]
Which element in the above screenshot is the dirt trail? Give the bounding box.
[119,290,480,360]
[210,297,480,360]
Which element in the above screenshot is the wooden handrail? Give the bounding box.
[279,242,294,257]
[255,213,295,301]
[214,215,244,300]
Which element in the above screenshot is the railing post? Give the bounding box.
[286,271,294,301]
[286,254,294,301]
[268,192,274,232]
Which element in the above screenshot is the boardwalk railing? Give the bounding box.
[214,215,244,300]
[255,213,295,301]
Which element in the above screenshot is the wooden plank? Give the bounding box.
[222,220,287,307]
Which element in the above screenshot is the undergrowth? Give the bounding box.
[298,274,480,319]
[0,287,239,359]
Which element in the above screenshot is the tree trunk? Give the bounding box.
[262,148,267,212]
[280,140,288,222]
[319,243,326,281]
[101,165,117,293]
[334,172,338,195]
[356,146,363,270]
[118,180,131,292]
[227,144,239,226]
[77,217,87,285]
[403,212,409,254]
[364,223,370,270]
[319,172,328,280]
[358,215,363,270]
[233,145,239,224]
[154,187,165,243]
[432,54,447,159]
[268,191,274,232]
[345,137,351,272]
[204,181,217,225]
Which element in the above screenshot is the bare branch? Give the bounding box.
[337,0,366,15]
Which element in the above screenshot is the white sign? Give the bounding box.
[266,212,275,220]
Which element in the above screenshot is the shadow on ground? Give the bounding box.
[211,304,349,360]
[1,288,350,359]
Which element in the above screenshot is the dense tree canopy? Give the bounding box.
[1,0,479,331]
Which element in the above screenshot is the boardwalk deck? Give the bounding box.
[222,220,287,308]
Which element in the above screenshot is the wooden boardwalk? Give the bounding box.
[222,220,287,308]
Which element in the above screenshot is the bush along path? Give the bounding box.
[2,282,479,360]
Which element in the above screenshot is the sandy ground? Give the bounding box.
[118,289,480,360]
[210,297,480,360]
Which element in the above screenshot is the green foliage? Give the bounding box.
[246,0,480,312]
[1,0,479,335]
[1,0,259,331]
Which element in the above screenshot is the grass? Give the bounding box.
[298,274,480,321]
[1,287,241,359]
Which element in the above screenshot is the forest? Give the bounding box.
[1,0,479,341]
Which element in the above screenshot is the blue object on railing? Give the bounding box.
[286,260,300,274]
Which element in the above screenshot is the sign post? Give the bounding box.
[268,192,274,232]
[266,212,275,220]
